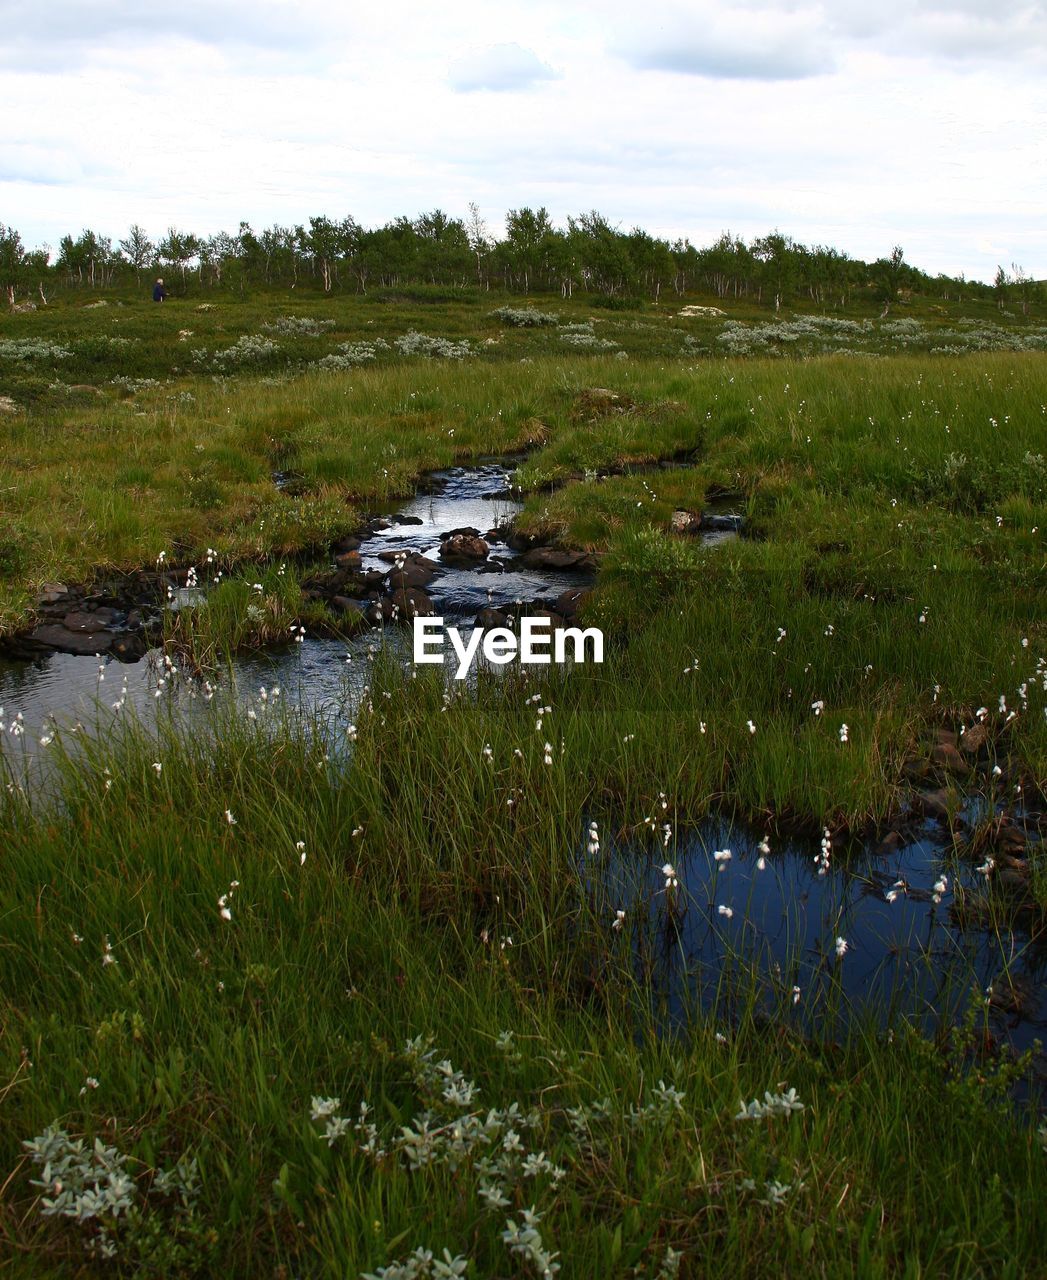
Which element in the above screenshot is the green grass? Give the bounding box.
[2,294,1047,1276]
[1,699,1045,1278]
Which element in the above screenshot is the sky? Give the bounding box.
[1,0,1044,283]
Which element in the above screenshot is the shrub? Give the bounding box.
[393,332,472,360]
[491,306,559,327]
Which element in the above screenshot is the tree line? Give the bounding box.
[0,206,1038,312]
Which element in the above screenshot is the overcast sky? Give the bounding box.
[1,0,1044,282]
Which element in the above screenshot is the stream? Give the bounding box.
[1,462,1043,1071]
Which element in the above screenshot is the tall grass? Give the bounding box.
[1,691,1045,1277]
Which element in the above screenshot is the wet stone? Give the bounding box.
[555,587,590,619]
[670,509,703,535]
[518,547,594,571]
[63,608,123,633]
[440,534,490,565]
[997,824,1027,852]
[387,588,434,620]
[902,758,932,782]
[699,513,744,533]
[917,788,957,820]
[475,607,510,629]
[931,743,970,775]
[110,633,149,662]
[385,562,438,592]
[30,625,115,656]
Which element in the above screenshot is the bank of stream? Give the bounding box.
[1,461,1043,1073]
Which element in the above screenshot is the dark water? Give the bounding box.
[589,814,1045,1065]
[1,464,1040,1066]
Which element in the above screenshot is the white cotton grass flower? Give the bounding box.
[717,904,734,920]
[756,837,770,871]
[152,761,162,775]
[791,986,801,1005]
[747,720,757,735]
[218,880,239,922]
[815,829,832,877]
[834,936,849,958]
[839,723,849,743]
[931,875,948,905]
[612,909,626,931]
[811,700,824,716]
[661,863,679,890]
[101,936,117,967]
[224,809,236,826]
[543,742,553,766]
[296,840,306,866]
[713,848,732,868]
[587,821,600,856]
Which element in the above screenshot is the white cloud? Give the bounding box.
[617,5,834,79]
[0,0,1042,281]
[448,43,559,92]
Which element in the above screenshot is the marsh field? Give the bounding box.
[1,283,1046,1277]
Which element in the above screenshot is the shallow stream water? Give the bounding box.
[2,463,1042,1067]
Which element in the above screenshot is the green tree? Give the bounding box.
[873,245,907,313]
[305,216,340,292]
[752,231,798,311]
[567,210,632,296]
[0,223,29,306]
[466,202,491,289]
[502,207,554,293]
[119,224,155,284]
[158,227,201,288]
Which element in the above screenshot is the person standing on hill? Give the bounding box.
[152,278,167,302]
